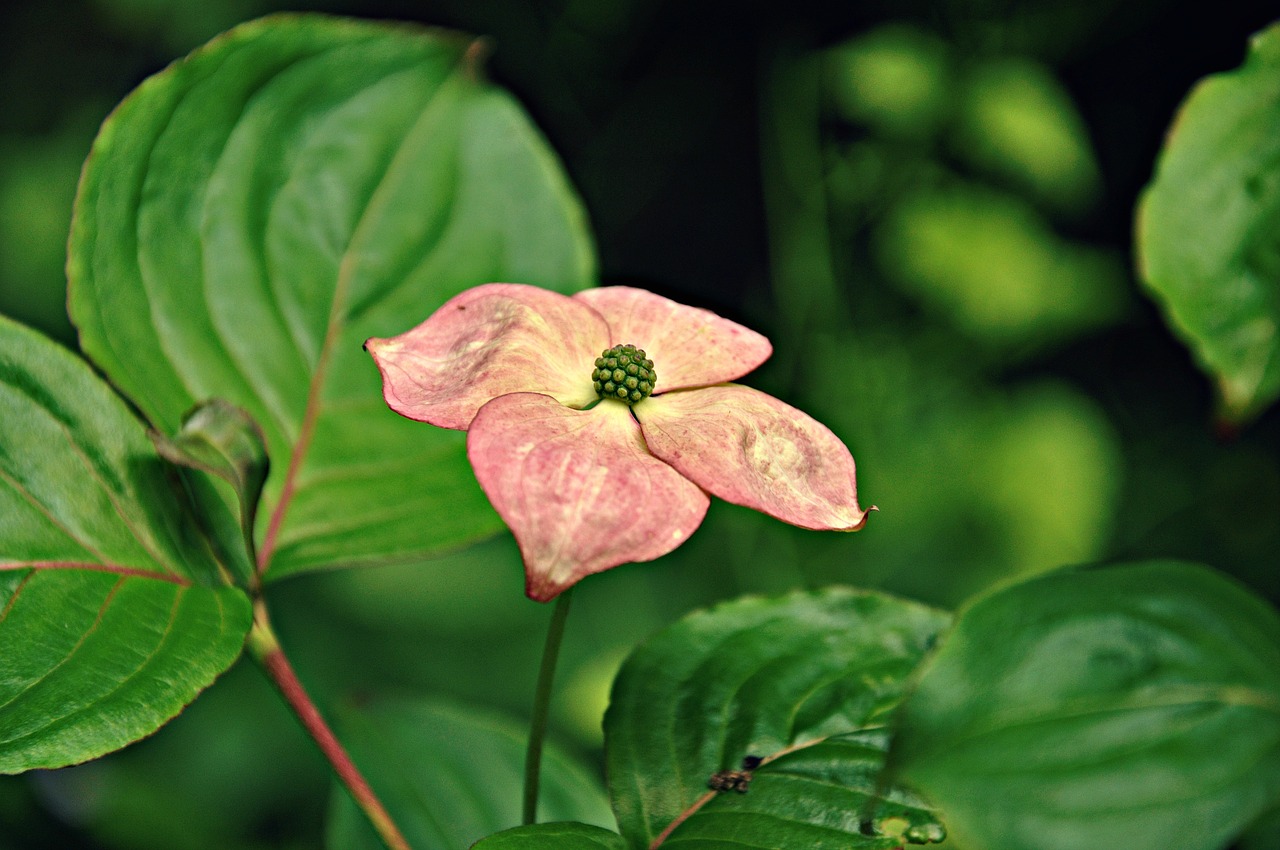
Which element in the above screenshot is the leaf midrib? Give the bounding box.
[255,54,470,578]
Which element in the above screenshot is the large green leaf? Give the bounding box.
[1137,23,1280,423]
[67,13,597,582]
[890,561,1280,850]
[604,588,949,849]
[325,697,614,850]
[0,314,251,772]
[471,823,627,850]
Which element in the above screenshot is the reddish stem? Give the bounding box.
[247,601,410,850]
[649,790,715,849]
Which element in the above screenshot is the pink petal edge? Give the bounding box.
[636,384,870,531]
[574,287,772,392]
[365,284,608,430]
[466,392,711,601]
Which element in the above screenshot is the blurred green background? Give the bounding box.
[2,0,1278,847]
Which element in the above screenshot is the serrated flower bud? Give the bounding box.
[591,344,656,404]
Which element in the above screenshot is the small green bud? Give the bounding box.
[592,344,656,405]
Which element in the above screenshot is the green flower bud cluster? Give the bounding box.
[592,344,656,404]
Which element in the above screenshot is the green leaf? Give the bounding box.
[150,399,269,573]
[471,823,627,850]
[1137,23,1280,423]
[325,697,614,850]
[67,13,597,582]
[890,560,1280,850]
[0,314,251,772]
[956,59,1102,212]
[604,588,949,849]
[1241,803,1280,850]
[876,185,1124,350]
[826,26,953,139]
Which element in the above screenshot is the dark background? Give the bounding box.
[2,1,1278,847]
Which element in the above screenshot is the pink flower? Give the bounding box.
[366,285,870,601]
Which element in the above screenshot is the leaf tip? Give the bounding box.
[464,37,493,83]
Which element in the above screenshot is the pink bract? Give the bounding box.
[366,284,869,601]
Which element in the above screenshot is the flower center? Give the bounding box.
[592,344,656,405]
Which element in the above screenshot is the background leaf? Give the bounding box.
[471,822,627,850]
[67,13,597,582]
[890,560,1280,850]
[324,697,614,850]
[0,314,251,772]
[603,587,949,849]
[1137,22,1280,423]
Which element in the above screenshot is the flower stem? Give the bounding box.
[246,599,411,850]
[523,587,575,825]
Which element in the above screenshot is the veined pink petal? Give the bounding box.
[467,393,711,601]
[574,287,772,391]
[365,284,608,430]
[635,385,869,531]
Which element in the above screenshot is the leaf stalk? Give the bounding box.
[246,599,411,850]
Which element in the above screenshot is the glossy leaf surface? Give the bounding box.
[68,13,596,581]
[0,315,251,772]
[604,588,949,848]
[471,823,628,850]
[891,561,1280,850]
[1137,23,1280,422]
[325,698,614,850]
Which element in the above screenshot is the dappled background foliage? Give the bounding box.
[2,1,1278,848]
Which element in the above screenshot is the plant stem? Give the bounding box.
[649,790,715,849]
[246,599,411,850]
[522,587,575,825]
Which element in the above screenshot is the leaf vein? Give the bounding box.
[0,465,110,565]
[53,419,183,579]
[0,576,126,718]
[0,584,191,748]
[0,569,36,625]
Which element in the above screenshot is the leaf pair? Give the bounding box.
[471,562,1280,850]
[2,14,594,773]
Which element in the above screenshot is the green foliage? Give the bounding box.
[0,315,251,772]
[66,13,597,582]
[1241,804,1280,850]
[471,822,627,850]
[811,340,1121,603]
[956,59,1101,212]
[1138,22,1280,423]
[875,185,1123,348]
[826,26,952,139]
[604,588,949,848]
[20,659,327,850]
[324,698,613,850]
[890,561,1280,850]
[3,5,1280,849]
[804,21,1129,607]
